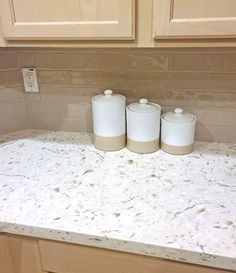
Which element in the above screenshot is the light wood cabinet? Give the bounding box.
[0,235,14,273]
[38,239,234,273]
[0,234,234,273]
[0,26,6,46]
[0,0,134,40]
[0,235,45,273]
[154,0,236,39]
[2,0,236,47]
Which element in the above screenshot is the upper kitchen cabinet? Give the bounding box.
[0,0,135,40]
[154,0,236,39]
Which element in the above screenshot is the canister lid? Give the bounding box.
[127,98,161,113]
[162,108,196,123]
[93,90,125,103]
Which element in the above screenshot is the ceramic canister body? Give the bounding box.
[161,108,196,155]
[92,90,126,151]
[126,99,161,154]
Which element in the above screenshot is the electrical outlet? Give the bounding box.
[22,68,39,92]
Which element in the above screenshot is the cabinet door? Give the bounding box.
[154,0,236,38]
[0,235,45,273]
[0,0,135,40]
[0,235,14,273]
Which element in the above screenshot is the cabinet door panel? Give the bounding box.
[154,0,236,38]
[0,0,134,40]
[0,235,14,273]
[5,235,45,273]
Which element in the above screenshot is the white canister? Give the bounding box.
[161,108,196,155]
[92,90,126,151]
[126,98,161,154]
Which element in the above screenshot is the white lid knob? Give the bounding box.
[139,98,148,105]
[174,108,183,114]
[104,90,113,96]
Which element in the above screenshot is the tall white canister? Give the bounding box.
[161,108,196,155]
[126,98,161,154]
[92,90,126,151]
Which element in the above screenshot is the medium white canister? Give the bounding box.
[161,108,196,155]
[126,98,161,154]
[92,90,126,151]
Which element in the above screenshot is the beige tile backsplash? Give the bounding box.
[0,47,236,143]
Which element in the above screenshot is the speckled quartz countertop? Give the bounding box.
[0,130,236,270]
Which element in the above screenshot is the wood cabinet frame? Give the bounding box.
[0,0,135,40]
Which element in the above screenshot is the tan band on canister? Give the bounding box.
[161,142,193,155]
[127,139,159,154]
[94,134,126,151]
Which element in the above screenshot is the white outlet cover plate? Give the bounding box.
[22,68,39,92]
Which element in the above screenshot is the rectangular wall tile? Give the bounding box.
[70,71,99,86]
[10,115,28,132]
[170,53,209,72]
[133,53,169,71]
[134,72,169,91]
[25,92,41,101]
[5,69,22,87]
[42,101,91,118]
[209,53,236,72]
[17,52,36,68]
[102,53,169,71]
[9,99,27,117]
[196,125,236,143]
[208,73,236,91]
[0,103,10,120]
[195,92,236,108]
[0,71,6,88]
[0,87,25,104]
[168,72,208,91]
[0,53,17,69]
[0,118,12,134]
[38,70,69,86]
[44,116,93,133]
[40,87,98,102]
[99,71,134,89]
[165,90,201,107]
[28,116,46,130]
[102,53,133,71]
[36,53,101,70]
[26,100,44,117]
[201,109,236,127]
[164,90,236,108]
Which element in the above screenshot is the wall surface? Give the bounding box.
[0,47,236,143]
[0,50,27,134]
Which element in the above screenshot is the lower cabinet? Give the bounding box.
[0,236,13,273]
[0,234,234,273]
[0,235,45,273]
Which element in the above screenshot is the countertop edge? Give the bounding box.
[1,222,235,271]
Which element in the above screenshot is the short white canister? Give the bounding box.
[161,108,196,155]
[92,90,126,151]
[126,98,161,154]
